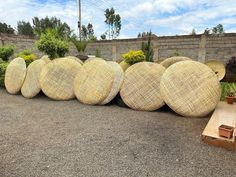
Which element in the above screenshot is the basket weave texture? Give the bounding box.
[120,62,166,111]
[84,57,104,64]
[40,58,82,100]
[205,60,225,81]
[5,57,26,94]
[101,61,124,105]
[160,56,191,68]
[40,55,51,64]
[74,60,115,105]
[160,60,221,117]
[64,56,83,65]
[21,60,46,98]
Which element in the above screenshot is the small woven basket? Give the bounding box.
[205,60,225,81]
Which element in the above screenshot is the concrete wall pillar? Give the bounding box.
[198,34,206,63]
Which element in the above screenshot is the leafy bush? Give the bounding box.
[0,61,8,87]
[141,31,153,62]
[36,29,69,59]
[122,50,145,65]
[95,48,101,57]
[0,45,14,61]
[17,50,36,66]
[220,82,236,101]
[226,56,236,74]
[70,35,87,54]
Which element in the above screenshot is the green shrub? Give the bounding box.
[220,82,236,101]
[95,48,101,57]
[0,45,14,61]
[122,50,145,65]
[0,61,8,87]
[36,29,69,59]
[17,50,36,66]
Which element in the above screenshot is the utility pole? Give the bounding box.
[77,0,82,41]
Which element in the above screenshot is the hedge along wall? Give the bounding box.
[1,33,236,63]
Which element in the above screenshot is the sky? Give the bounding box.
[0,0,236,39]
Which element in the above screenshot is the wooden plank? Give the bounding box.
[202,101,236,150]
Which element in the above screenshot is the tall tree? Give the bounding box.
[212,24,224,34]
[104,8,121,39]
[0,22,15,34]
[32,16,72,38]
[81,23,96,41]
[100,34,106,40]
[137,32,151,38]
[141,31,154,62]
[17,21,34,36]
[81,25,88,40]
[190,29,196,35]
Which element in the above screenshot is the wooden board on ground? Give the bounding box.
[202,101,236,150]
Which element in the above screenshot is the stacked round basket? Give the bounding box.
[4,56,222,118]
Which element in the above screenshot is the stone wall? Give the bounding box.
[1,33,236,63]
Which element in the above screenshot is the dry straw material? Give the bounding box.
[120,62,166,111]
[205,60,225,81]
[84,57,104,64]
[119,60,130,71]
[21,60,46,98]
[40,58,82,100]
[64,56,83,65]
[40,55,51,63]
[101,61,124,105]
[160,60,221,117]
[5,57,26,94]
[160,56,191,68]
[74,60,115,105]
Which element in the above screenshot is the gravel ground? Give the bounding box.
[0,88,235,177]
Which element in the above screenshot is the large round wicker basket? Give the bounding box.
[5,57,26,94]
[120,62,166,111]
[160,60,221,117]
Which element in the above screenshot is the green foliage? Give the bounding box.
[100,34,106,40]
[95,48,101,57]
[36,29,69,59]
[141,31,153,62]
[220,82,236,101]
[104,7,121,39]
[70,34,87,54]
[138,32,151,38]
[17,50,36,66]
[212,24,224,34]
[0,61,8,87]
[190,29,196,35]
[0,22,15,34]
[17,21,34,36]
[32,16,72,38]
[81,23,96,41]
[0,45,14,61]
[122,50,145,65]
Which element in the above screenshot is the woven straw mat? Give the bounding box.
[205,60,225,81]
[21,59,46,98]
[40,55,51,63]
[5,57,26,94]
[160,56,191,68]
[120,62,166,111]
[160,60,221,117]
[40,58,82,100]
[119,60,130,71]
[74,60,115,105]
[64,56,83,65]
[101,61,124,105]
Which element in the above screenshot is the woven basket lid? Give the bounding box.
[64,56,83,65]
[101,61,124,105]
[5,57,26,94]
[119,60,130,71]
[120,62,166,111]
[205,60,225,81]
[84,57,104,64]
[21,60,46,98]
[74,60,115,105]
[160,56,191,68]
[40,55,51,63]
[40,58,82,100]
[160,60,221,117]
